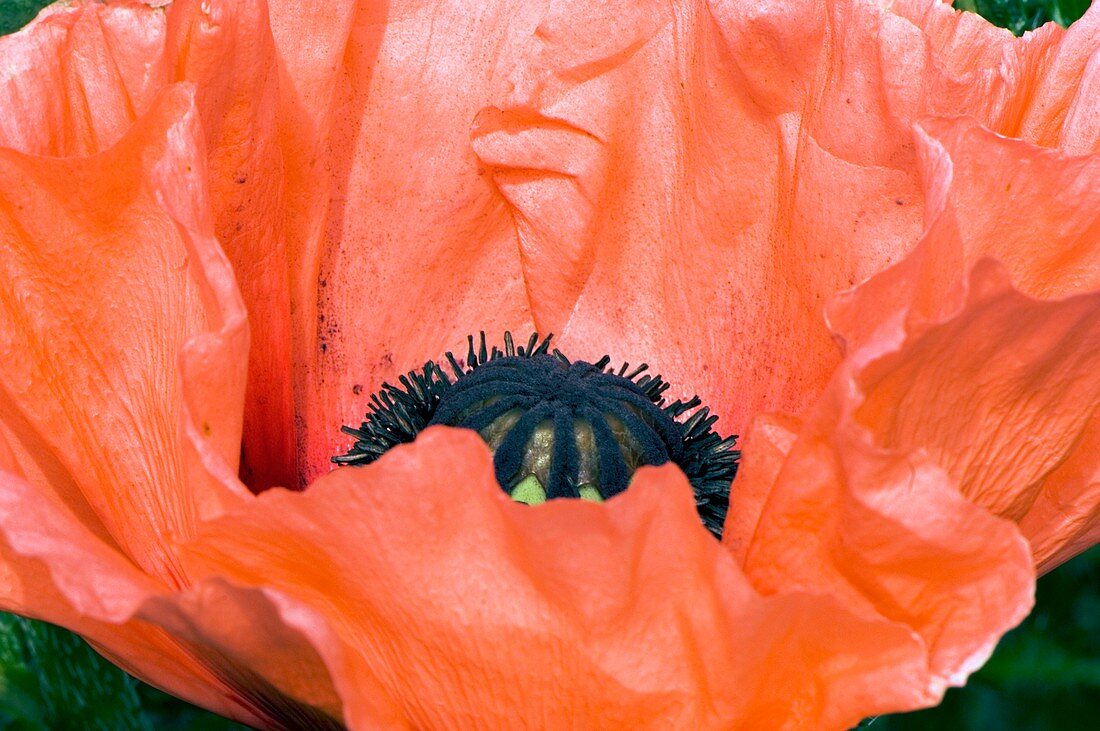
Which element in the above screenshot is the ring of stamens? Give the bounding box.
[334,333,739,538]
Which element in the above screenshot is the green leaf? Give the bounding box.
[0,615,248,730]
[953,0,1091,34]
[0,615,148,731]
[0,0,48,36]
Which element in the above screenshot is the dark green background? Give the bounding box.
[0,0,1096,728]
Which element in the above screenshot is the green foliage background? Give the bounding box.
[0,615,245,730]
[955,0,1090,32]
[0,0,1096,728]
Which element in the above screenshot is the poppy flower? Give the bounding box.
[1,0,1098,728]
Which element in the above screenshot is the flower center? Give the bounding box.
[430,353,683,504]
[334,333,738,538]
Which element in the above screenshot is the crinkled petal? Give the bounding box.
[1,0,300,491]
[0,83,249,582]
[0,3,1094,729]
[828,117,1100,352]
[853,262,1100,574]
[0,440,265,727]
[911,115,1100,301]
[0,438,351,729]
[164,0,299,491]
[462,0,1084,428]
[12,0,1098,496]
[726,333,1035,689]
[17,0,1095,492]
[264,0,538,482]
[893,0,1100,153]
[827,118,1100,573]
[175,427,981,728]
[461,0,1100,443]
[137,579,350,729]
[471,0,929,434]
[0,2,170,156]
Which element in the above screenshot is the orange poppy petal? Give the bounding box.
[912,116,1100,301]
[828,116,1100,352]
[172,426,1015,727]
[137,579,351,728]
[470,0,928,433]
[854,262,1100,575]
[262,0,538,483]
[895,0,1100,153]
[464,0,1100,441]
[0,447,268,728]
[164,0,298,491]
[727,354,1035,687]
[0,83,249,583]
[2,0,300,491]
[0,2,169,156]
[824,118,1100,574]
[0,440,355,729]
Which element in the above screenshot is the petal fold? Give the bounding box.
[165,0,298,491]
[472,0,937,432]
[827,115,1100,572]
[266,0,538,482]
[0,448,349,729]
[894,0,1100,153]
[467,0,1100,441]
[0,83,249,583]
[0,2,170,156]
[0,442,267,728]
[2,0,298,491]
[138,579,349,729]
[177,427,982,728]
[727,336,1035,690]
[852,262,1100,573]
